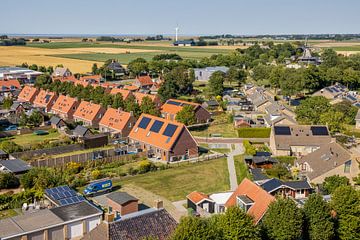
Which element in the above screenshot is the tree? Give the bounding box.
[140,96,160,116]
[172,216,219,240]
[175,105,196,125]
[323,175,349,194]
[0,141,22,153]
[322,49,340,68]
[331,186,360,240]
[92,63,98,74]
[263,198,303,240]
[209,71,225,96]
[111,93,124,109]
[20,167,65,191]
[217,206,261,240]
[227,67,247,87]
[319,110,344,132]
[2,97,13,109]
[303,194,335,240]
[127,58,149,76]
[295,96,331,124]
[158,78,178,102]
[0,173,20,189]
[35,74,52,88]
[124,96,141,117]
[28,111,44,127]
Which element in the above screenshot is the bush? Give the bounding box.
[91,169,102,180]
[137,160,156,174]
[237,128,271,138]
[0,141,22,154]
[265,164,291,180]
[0,173,20,189]
[243,140,256,155]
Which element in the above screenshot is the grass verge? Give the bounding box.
[233,155,251,183]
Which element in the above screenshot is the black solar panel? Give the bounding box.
[325,87,333,93]
[150,120,164,133]
[163,124,178,137]
[167,100,182,106]
[332,87,340,93]
[138,117,151,129]
[274,126,291,135]
[311,126,329,136]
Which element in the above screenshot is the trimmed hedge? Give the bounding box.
[237,128,271,138]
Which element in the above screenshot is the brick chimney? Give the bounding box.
[154,200,163,209]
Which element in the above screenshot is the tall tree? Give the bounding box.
[295,96,331,124]
[127,58,149,77]
[323,175,349,194]
[172,216,219,240]
[175,105,196,125]
[263,198,303,240]
[303,194,335,240]
[2,97,13,109]
[209,71,225,96]
[227,66,247,87]
[140,96,160,116]
[322,49,340,68]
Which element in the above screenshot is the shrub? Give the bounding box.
[0,141,22,153]
[0,173,20,189]
[243,140,256,155]
[137,160,156,174]
[91,169,102,180]
[237,128,271,138]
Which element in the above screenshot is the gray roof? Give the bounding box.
[0,159,31,173]
[260,178,312,193]
[53,67,70,77]
[205,100,219,107]
[248,92,269,107]
[106,192,138,205]
[250,168,269,181]
[73,125,91,137]
[252,156,278,164]
[51,201,102,222]
[50,116,62,125]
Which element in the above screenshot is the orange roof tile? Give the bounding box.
[124,85,139,91]
[109,88,132,100]
[79,75,102,83]
[73,101,103,122]
[54,76,90,87]
[99,108,133,132]
[136,75,153,86]
[51,95,78,114]
[33,89,57,108]
[186,191,211,204]
[161,99,199,115]
[134,92,158,105]
[18,86,38,102]
[225,178,275,224]
[0,79,21,90]
[129,114,192,151]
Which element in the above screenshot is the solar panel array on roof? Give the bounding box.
[45,185,85,206]
[332,87,340,93]
[138,117,151,129]
[274,126,291,135]
[311,126,329,136]
[167,100,182,106]
[325,87,333,93]
[150,120,164,133]
[346,95,357,101]
[163,124,178,137]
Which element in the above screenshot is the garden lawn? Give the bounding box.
[0,209,18,219]
[51,145,114,158]
[116,158,230,201]
[233,155,251,183]
[10,131,61,147]
[237,128,271,138]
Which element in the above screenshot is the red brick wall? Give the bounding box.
[171,128,198,159]
[195,107,211,123]
[107,199,138,216]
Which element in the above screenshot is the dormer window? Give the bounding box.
[236,195,254,213]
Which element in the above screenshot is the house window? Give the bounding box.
[344,160,351,173]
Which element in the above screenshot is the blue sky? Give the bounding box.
[1,0,359,35]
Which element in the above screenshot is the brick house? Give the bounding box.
[51,95,80,120]
[17,85,39,103]
[99,108,136,138]
[33,89,58,112]
[259,178,312,199]
[128,114,198,162]
[134,75,154,90]
[106,192,138,217]
[73,101,106,128]
[133,92,161,108]
[161,99,211,124]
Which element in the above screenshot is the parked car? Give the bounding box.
[83,178,113,196]
[4,125,17,131]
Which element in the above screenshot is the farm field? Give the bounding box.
[116,158,230,201]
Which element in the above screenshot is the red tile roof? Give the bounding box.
[54,76,90,87]
[33,89,57,108]
[161,99,199,115]
[129,113,193,151]
[99,108,133,132]
[134,92,159,105]
[109,88,132,100]
[187,191,211,204]
[225,178,275,224]
[0,79,21,90]
[79,75,102,83]
[123,85,139,91]
[73,101,103,122]
[18,86,38,102]
[51,95,78,115]
[136,76,153,86]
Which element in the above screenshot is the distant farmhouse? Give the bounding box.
[0,67,42,83]
[194,66,229,81]
[173,40,195,46]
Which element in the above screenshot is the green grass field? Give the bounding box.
[237,128,271,138]
[116,158,230,201]
[326,46,360,51]
[233,155,251,183]
[9,131,61,147]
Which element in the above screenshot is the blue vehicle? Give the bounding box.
[83,178,112,196]
[4,125,17,131]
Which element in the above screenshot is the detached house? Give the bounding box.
[0,79,21,95]
[161,99,211,124]
[296,142,359,184]
[52,67,72,78]
[109,88,132,101]
[73,101,105,128]
[17,86,39,103]
[269,125,332,156]
[259,178,312,199]
[225,178,275,224]
[134,75,154,90]
[99,108,136,138]
[128,114,198,162]
[51,95,80,120]
[33,89,58,112]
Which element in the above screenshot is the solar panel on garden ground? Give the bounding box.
[167,100,182,106]
[274,126,291,135]
[163,124,178,137]
[311,126,329,136]
[138,117,151,129]
[150,120,164,133]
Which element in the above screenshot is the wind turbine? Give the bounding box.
[175,26,179,41]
